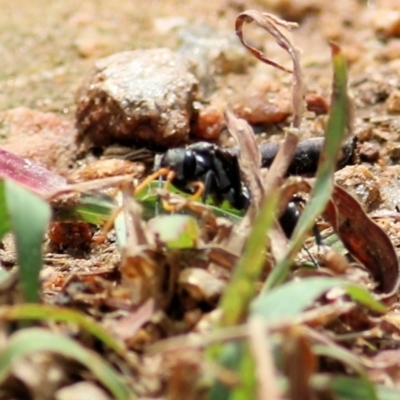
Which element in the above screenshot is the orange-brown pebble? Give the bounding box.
[192,105,225,140]
[305,93,330,115]
[232,93,291,125]
[386,90,400,114]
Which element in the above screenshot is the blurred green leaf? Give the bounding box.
[149,214,200,249]
[313,346,377,400]
[208,342,243,400]
[0,304,126,356]
[5,180,51,302]
[230,343,257,400]
[264,44,349,291]
[219,190,279,327]
[345,284,386,313]
[252,277,386,323]
[74,194,115,224]
[0,328,133,400]
[137,181,243,222]
[321,375,400,400]
[0,181,10,240]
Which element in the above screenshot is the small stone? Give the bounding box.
[370,8,400,38]
[76,48,199,150]
[385,90,400,113]
[231,92,292,125]
[359,141,380,163]
[192,104,225,140]
[335,165,381,212]
[305,93,330,115]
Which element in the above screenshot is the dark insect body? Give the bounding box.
[158,141,315,238]
[159,142,250,210]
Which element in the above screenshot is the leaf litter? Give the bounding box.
[0,4,399,400]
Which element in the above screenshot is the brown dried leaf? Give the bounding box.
[282,326,317,400]
[106,299,155,342]
[324,185,399,295]
[235,10,303,127]
[225,110,263,214]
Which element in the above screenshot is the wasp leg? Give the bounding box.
[96,168,170,241]
[188,181,205,202]
[161,170,180,212]
[134,167,170,195]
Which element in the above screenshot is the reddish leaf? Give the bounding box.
[324,185,399,295]
[0,147,66,197]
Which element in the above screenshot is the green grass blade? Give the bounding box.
[252,277,386,323]
[219,190,279,327]
[313,345,377,400]
[0,328,134,400]
[74,194,115,224]
[264,44,349,291]
[319,375,400,400]
[0,181,10,240]
[5,180,51,302]
[0,304,126,356]
[229,343,256,400]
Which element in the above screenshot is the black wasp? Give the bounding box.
[157,141,304,239]
[157,142,249,210]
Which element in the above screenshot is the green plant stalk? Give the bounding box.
[313,344,377,400]
[229,342,257,400]
[263,44,348,291]
[0,304,126,356]
[0,328,133,400]
[219,190,279,327]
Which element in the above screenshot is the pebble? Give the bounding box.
[76,48,199,150]
[231,92,292,125]
[335,165,381,212]
[385,90,400,113]
[359,141,380,162]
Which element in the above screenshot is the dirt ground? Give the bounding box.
[2,0,400,398]
[1,0,400,239]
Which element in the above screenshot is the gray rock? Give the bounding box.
[76,48,199,149]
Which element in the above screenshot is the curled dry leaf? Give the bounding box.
[235,10,303,127]
[324,185,399,296]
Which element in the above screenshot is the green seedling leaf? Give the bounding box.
[0,181,10,240]
[252,277,386,324]
[230,343,257,400]
[264,43,349,290]
[74,194,115,224]
[313,345,377,400]
[0,304,126,356]
[149,214,200,248]
[5,180,51,303]
[0,328,133,400]
[345,284,386,313]
[319,375,400,400]
[208,342,244,400]
[219,190,279,327]
[208,192,279,398]
[137,181,243,221]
